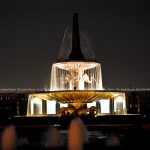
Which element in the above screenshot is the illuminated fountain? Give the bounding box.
[27,13,127,116]
[50,13,102,91]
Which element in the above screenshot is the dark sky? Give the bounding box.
[0,0,150,89]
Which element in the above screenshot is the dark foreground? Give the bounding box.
[0,114,150,149]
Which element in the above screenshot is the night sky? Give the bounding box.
[0,0,150,90]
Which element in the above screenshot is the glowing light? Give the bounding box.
[29,97,42,115]
[47,100,56,114]
[114,93,126,114]
[50,61,103,91]
[100,100,110,114]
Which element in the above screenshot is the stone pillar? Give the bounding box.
[96,100,101,114]
[56,102,60,114]
[109,98,114,114]
[42,100,47,115]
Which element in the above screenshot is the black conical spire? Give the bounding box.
[69,13,85,60]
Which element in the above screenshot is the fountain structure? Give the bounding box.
[27,13,127,116]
